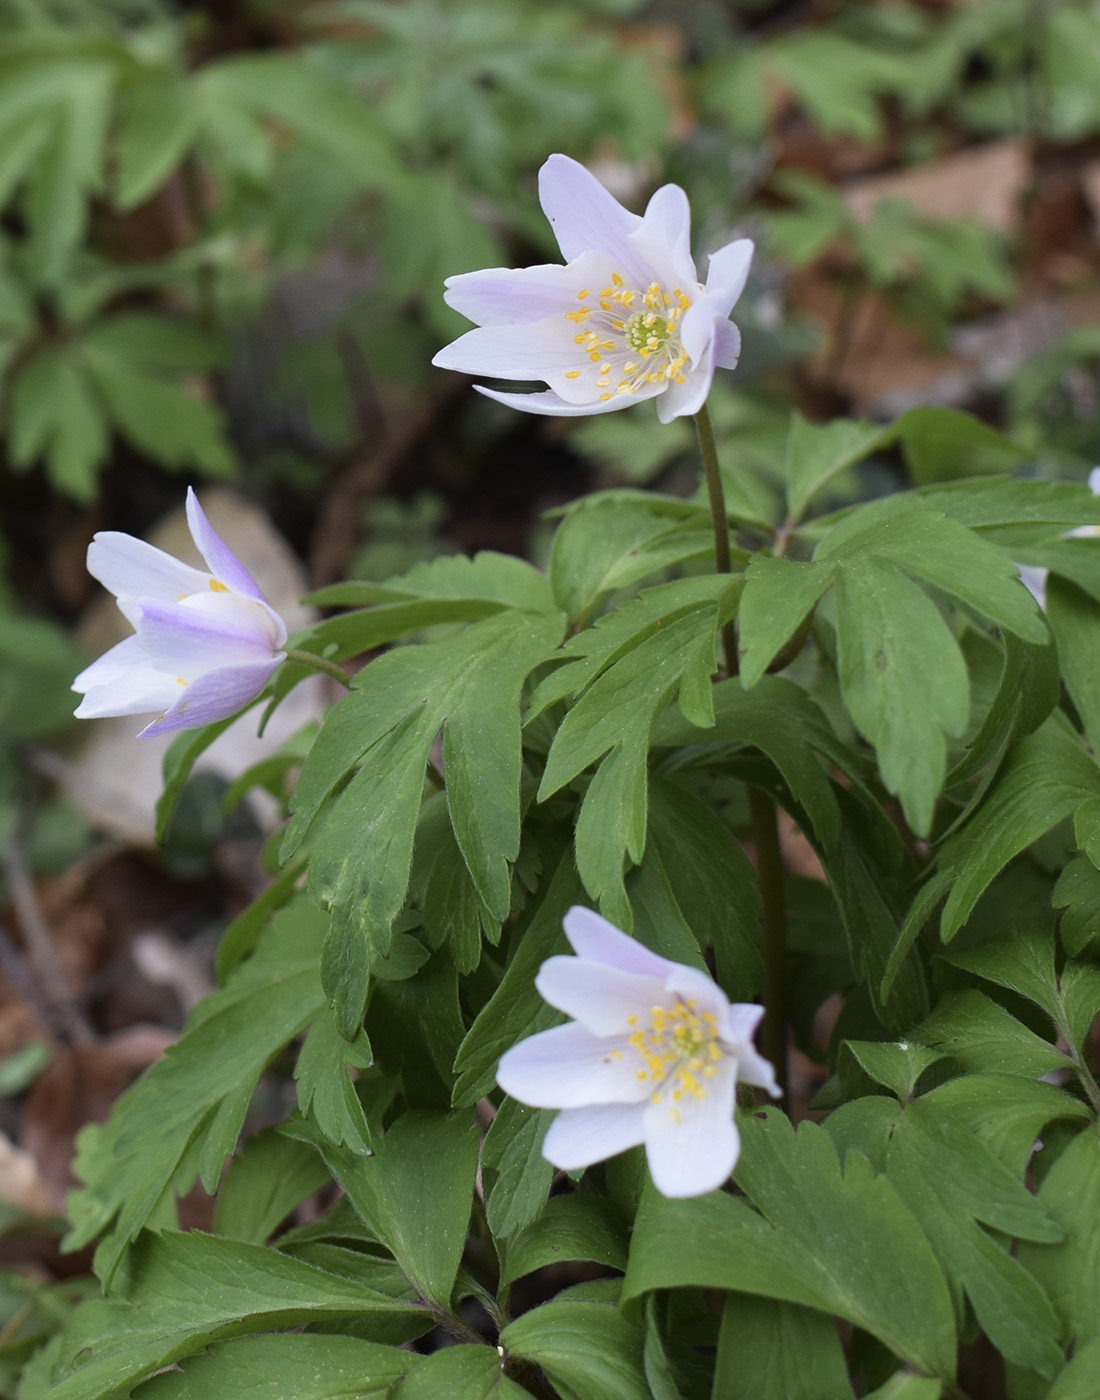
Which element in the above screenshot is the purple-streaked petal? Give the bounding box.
[643,1057,739,1197]
[136,656,281,737]
[538,154,643,268]
[73,640,184,719]
[630,182,697,291]
[186,488,267,603]
[135,592,282,677]
[536,956,670,1035]
[442,262,584,326]
[705,239,754,312]
[542,1101,648,1171]
[562,906,677,979]
[474,385,640,417]
[86,531,211,604]
[712,318,742,371]
[497,1021,650,1109]
[656,342,715,423]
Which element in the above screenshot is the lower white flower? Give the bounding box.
[496,906,779,1198]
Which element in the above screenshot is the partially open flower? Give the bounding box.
[432,154,753,423]
[73,488,287,738]
[497,906,778,1198]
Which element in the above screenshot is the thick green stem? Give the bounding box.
[748,785,788,1108]
[693,402,737,676]
[284,647,352,689]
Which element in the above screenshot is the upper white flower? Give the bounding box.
[73,487,288,738]
[432,154,754,423]
[496,906,779,1198]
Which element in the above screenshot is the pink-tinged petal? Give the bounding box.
[497,1022,650,1109]
[643,1058,739,1197]
[542,1101,648,1171]
[712,318,742,371]
[736,1044,781,1098]
[629,182,697,291]
[135,593,282,677]
[442,263,583,327]
[656,344,715,423]
[137,656,281,737]
[186,488,267,603]
[474,385,640,417]
[536,956,670,1035]
[86,531,211,604]
[538,154,643,268]
[562,906,676,979]
[73,640,184,719]
[705,239,754,313]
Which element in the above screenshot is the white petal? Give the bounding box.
[538,154,643,267]
[536,956,669,1034]
[680,289,730,367]
[1016,564,1048,608]
[642,1057,739,1198]
[431,315,578,380]
[705,239,754,313]
[629,182,698,291]
[497,1022,650,1109]
[562,906,676,979]
[541,1101,648,1171]
[186,488,268,603]
[73,644,186,720]
[712,318,742,371]
[137,656,281,737]
[656,343,715,423]
[442,263,583,327]
[722,1002,764,1043]
[86,531,210,604]
[664,965,732,1023]
[1089,467,1100,496]
[134,593,281,677]
[736,1045,781,1098]
[473,385,640,417]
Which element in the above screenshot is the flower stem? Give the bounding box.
[693,402,737,677]
[748,785,788,1109]
[284,647,352,689]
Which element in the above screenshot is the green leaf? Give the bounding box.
[452,850,580,1107]
[8,346,109,502]
[834,556,968,835]
[390,1344,530,1400]
[113,65,197,210]
[935,717,1100,942]
[1017,1125,1100,1352]
[290,610,563,1035]
[714,1295,852,1400]
[482,1098,555,1241]
[893,406,1025,485]
[314,1111,478,1309]
[156,713,247,843]
[295,1014,374,1155]
[924,1075,1088,1180]
[1047,575,1100,753]
[784,411,890,521]
[64,895,329,1284]
[133,1332,415,1399]
[213,1128,330,1244]
[842,1040,945,1101]
[863,1377,944,1400]
[939,926,1062,1026]
[499,1194,628,1291]
[737,555,834,690]
[309,550,554,614]
[624,1112,956,1380]
[501,1297,650,1400]
[914,990,1069,1079]
[19,1231,422,1400]
[1054,857,1100,957]
[1047,1336,1100,1400]
[884,1097,1063,1378]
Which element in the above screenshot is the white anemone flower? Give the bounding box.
[1017,466,1100,609]
[432,153,753,423]
[496,906,779,1199]
[73,488,287,738]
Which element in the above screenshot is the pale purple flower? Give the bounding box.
[432,154,753,423]
[496,906,779,1198]
[1017,467,1100,609]
[73,488,287,738]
